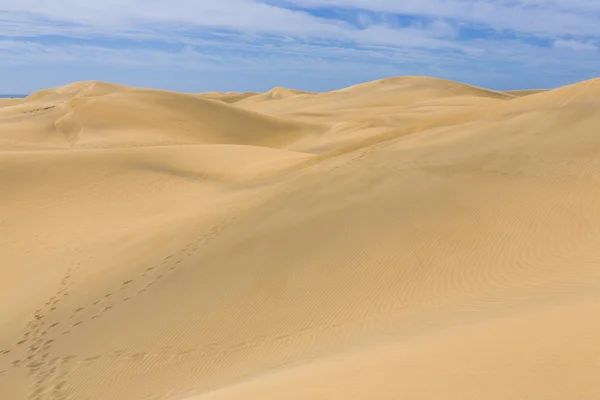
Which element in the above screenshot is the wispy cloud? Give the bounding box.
[554,39,597,52]
[277,0,600,37]
[0,0,598,92]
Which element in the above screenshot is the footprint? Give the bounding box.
[26,361,45,369]
[30,386,44,397]
[112,349,126,357]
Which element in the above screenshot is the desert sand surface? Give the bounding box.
[1,76,600,400]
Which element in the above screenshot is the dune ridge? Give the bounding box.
[1,76,600,400]
[0,81,320,149]
[199,91,259,104]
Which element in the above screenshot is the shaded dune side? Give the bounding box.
[0,81,322,148]
[0,144,311,213]
[505,89,548,97]
[199,92,259,104]
[52,90,319,148]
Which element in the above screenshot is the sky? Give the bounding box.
[1,0,600,94]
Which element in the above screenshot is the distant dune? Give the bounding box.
[1,76,600,400]
[0,81,319,148]
[235,86,314,105]
[199,91,259,104]
[505,89,548,97]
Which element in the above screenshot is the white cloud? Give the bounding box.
[553,39,597,52]
[1,0,598,43]
[0,0,599,92]
[0,1,338,37]
[0,1,463,51]
[275,0,600,37]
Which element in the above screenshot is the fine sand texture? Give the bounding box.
[1,76,600,400]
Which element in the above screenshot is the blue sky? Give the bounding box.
[1,0,599,94]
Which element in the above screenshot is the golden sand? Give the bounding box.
[1,76,599,399]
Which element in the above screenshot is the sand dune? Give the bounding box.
[0,81,319,149]
[0,99,23,108]
[199,91,259,104]
[502,77,600,108]
[1,76,600,400]
[238,76,513,115]
[235,86,314,106]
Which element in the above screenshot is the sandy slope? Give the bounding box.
[1,76,600,400]
[505,89,548,97]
